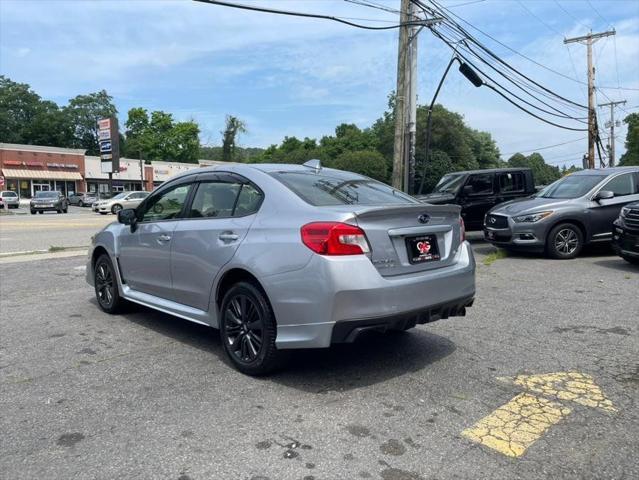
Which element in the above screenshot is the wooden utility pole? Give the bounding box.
[392,0,411,190]
[598,100,626,167]
[564,30,615,169]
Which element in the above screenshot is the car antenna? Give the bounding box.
[303,159,321,173]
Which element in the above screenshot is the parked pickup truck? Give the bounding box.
[415,168,536,230]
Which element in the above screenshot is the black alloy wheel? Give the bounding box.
[547,223,583,259]
[94,254,123,313]
[220,282,281,375]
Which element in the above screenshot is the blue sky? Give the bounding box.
[1,0,638,167]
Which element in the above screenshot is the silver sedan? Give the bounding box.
[86,161,475,375]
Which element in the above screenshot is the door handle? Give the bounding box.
[157,234,171,244]
[219,232,239,242]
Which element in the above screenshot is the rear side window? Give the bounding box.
[602,173,638,197]
[498,172,525,193]
[234,184,264,216]
[465,174,494,195]
[269,170,417,206]
[189,182,241,218]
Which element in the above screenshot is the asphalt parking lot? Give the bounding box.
[0,232,637,480]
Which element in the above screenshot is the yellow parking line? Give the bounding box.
[462,393,571,458]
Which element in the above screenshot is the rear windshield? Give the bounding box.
[535,175,602,199]
[2,191,18,197]
[270,170,418,206]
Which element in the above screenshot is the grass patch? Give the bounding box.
[483,249,509,266]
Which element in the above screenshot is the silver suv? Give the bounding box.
[485,167,639,258]
[86,161,475,374]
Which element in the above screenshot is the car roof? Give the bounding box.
[569,166,639,176]
[441,168,532,175]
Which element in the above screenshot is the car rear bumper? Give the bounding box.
[268,241,476,349]
[31,206,60,211]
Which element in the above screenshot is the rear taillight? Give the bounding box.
[460,217,466,242]
[301,222,370,255]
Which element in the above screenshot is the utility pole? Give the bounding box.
[404,0,419,194]
[564,30,615,169]
[598,100,626,167]
[392,0,411,191]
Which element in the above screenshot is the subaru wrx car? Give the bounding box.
[87,161,475,375]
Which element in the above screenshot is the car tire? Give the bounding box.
[99,212,108,215]
[38,210,43,214]
[546,223,583,259]
[219,281,283,376]
[78,200,84,207]
[94,254,124,314]
[63,206,68,213]
[30,209,36,215]
[111,204,123,214]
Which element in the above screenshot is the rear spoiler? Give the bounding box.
[351,203,461,220]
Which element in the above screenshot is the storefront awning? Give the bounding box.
[1,168,83,181]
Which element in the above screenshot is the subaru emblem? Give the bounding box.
[418,213,430,224]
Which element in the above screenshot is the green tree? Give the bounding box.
[0,76,73,146]
[221,115,246,161]
[507,152,561,186]
[619,113,639,166]
[64,90,117,155]
[122,108,200,162]
[327,150,387,181]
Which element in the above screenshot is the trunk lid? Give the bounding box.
[332,203,463,277]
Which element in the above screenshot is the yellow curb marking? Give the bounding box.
[462,393,571,458]
[462,372,615,458]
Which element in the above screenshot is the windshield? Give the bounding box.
[2,191,17,197]
[111,193,128,200]
[35,191,58,198]
[432,174,467,194]
[270,170,418,206]
[535,175,603,199]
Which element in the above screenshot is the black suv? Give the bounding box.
[416,168,536,230]
[613,201,639,265]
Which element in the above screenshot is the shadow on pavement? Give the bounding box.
[592,258,639,273]
[107,299,456,391]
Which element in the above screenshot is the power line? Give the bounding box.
[419,0,589,109]
[432,25,588,121]
[422,0,639,92]
[586,0,612,28]
[553,0,591,32]
[344,0,403,15]
[193,0,426,30]
[500,137,586,157]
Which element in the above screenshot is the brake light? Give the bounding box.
[460,217,466,242]
[301,222,370,255]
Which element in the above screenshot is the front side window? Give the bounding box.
[141,183,192,222]
[498,172,525,193]
[189,182,241,218]
[270,170,417,206]
[465,174,494,195]
[601,173,637,197]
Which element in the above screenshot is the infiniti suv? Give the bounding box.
[484,167,639,259]
[86,161,475,374]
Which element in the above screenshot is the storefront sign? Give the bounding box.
[97,116,120,174]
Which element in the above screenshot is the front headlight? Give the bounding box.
[513,211,554,223]
[621,206,631,218]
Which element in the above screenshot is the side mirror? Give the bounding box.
[462,185,474,196]
[117,208,137,226]
[594,190,614,202]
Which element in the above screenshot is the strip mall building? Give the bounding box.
[0,143,225,198]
